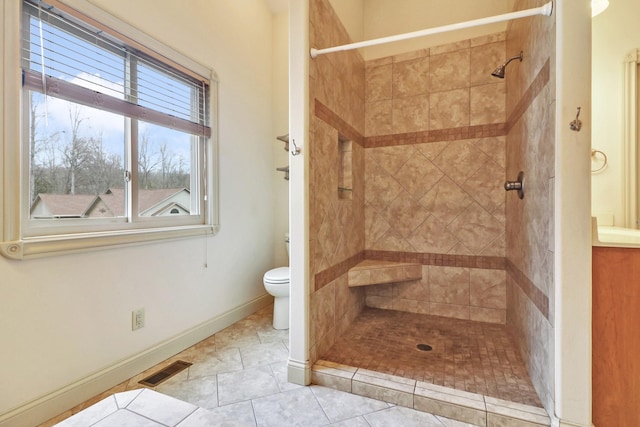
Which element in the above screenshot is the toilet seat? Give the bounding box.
[263,267,290,284]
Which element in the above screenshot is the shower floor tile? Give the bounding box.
[321,307,542,407]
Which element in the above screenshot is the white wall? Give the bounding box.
[361,0,512,59]
[592,0,640,225]
[273,10,290,267]
[321,1,513,61]
[0,0,276,420]
[328,0,364,43]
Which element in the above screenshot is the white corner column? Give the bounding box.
[554,0,593,425]
[287,0,311,385]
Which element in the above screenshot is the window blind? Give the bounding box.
[21,0,211,138]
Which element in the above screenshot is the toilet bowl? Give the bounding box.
[263,267,290,329]
[263,234,290,329]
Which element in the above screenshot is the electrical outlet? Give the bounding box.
[132,308,145,331]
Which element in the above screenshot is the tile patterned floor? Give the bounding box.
[320,308,542,407]
[42,306,478,427]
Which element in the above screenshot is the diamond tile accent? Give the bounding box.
[382,191,430,238]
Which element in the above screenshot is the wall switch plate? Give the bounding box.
[132,308,145,331]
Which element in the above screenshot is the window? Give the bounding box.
[0,0,218,259]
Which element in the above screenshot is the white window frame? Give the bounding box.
[0,0,219,260]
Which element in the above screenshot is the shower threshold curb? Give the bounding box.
[311,360,550,427]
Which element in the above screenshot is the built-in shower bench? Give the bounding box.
[348,259,422,287]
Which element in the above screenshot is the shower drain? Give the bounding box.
[416,343,433,352]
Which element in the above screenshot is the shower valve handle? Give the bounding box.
[504,171,525,199]
[504,181,522,190]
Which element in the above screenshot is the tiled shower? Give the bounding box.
[308,0,555,416]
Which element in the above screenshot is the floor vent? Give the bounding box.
[139,360,192,387]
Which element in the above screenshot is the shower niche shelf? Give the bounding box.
[348,259,422,287]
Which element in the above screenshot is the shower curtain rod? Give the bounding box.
[310,1,553,58]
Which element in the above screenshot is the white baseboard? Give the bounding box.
[0,294,273,427]
[287,357,311,386]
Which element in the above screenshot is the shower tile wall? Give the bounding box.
[504,0,556,415]
[308,0,366,364]
[362,35,508,323]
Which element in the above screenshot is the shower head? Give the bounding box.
[491,51,524,78]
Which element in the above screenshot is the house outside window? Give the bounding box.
[0,0,218,259]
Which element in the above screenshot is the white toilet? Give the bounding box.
[263,234,290,329]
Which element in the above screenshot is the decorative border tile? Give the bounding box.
[364,123,506,148]
[314,252,364,291]
[315,250,506,291]
[505,259,549,320]
[505,59,550,133]
[315,99,365,146]
[365,250,505,270]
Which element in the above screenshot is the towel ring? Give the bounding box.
[591,149,607,173]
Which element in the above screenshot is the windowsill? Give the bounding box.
[0,224,219,260]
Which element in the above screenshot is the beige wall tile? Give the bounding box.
[365,282,394,297]
[470,82,506,125]
[429,302,470,320]
[429,266,470,305]
[369,228,415,252]
[470,307,506,324]
[367,145,416,176]
[492,202,506,225]
[311,282,336,348]
[415,141,449,160]
[365,207,391,248]
[392,94,430,133]
[461,158,505,213]
[474,136,506,168]
[382,190,430,238]
[430,49,470,92]
[392,298,429,314]
[448,202,503,255]
[481,232,505,257]
[364,164,403,212]
[393,57,430,98]
[433,136,489,181]
[407,215,459,253]
[394,279,428,301]
[470,269,507,309]
[448,242,474,256]
[366,64,393,102]
[365,295,393,310]
[419,176,473,225]
[366,56,392,69]
[394,150,444,200]
[470,41,506,86]
[365,100,393,136]
[429,88,470,129]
